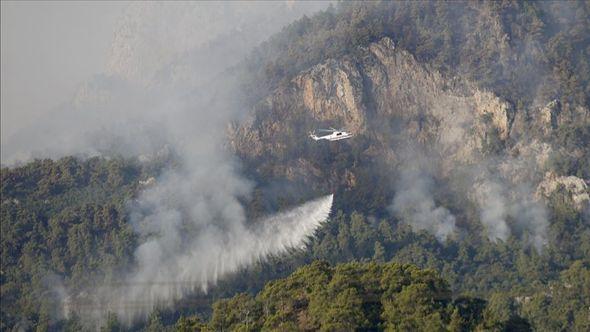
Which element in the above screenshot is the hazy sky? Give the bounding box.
[1,1,129,141]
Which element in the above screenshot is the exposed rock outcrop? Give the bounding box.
[537,172,590,211]
[293,58,366,132]
[230,36,587,246]
[231,37,514,172]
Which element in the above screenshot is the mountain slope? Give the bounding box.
[231,35,588,234]
[1,1,589,331]
[205,261,489,331]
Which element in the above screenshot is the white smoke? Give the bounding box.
[473,179,511,243]
[470,144,550,251]
[65,194,333,325]
[476,184,548,252]
[53,70,334,324]
[390,167,456,242]
[2,1,333,164]
[509,185,548,252]
[0,1,336,326]
[386,115,549,250]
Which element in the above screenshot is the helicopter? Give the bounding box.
[309,127,353,141]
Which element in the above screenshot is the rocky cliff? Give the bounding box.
[233,37,584,171]
[230,37,589,242]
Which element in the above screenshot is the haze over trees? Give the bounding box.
[1,1,589,331]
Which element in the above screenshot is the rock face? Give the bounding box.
[539,99,561,132]
[232,37,515,171]
[230,36,588,242]
[232,36,588,176]
[537,173,590,211]
[293,59,367,134]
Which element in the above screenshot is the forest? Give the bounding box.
[1,1,589,331]
[1,145,588,330]
[243,1,589,110]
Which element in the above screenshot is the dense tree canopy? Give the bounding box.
[244,1,590,109]
[2,156,588,331]
[206,261,486,331]
[1,157,165,330]
[2,1,589,331]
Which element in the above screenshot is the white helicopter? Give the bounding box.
[309,127,353,141]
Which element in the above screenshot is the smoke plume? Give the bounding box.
[65,193,333,325]
[390,167,456,242]
[0,2,336,326]
[473,179,511,243]
[53,70,334,324]
[509,185,549,252]
[2,1,332,164]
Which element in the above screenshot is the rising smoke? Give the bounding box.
[389,137,550,250]
[1,1,332,164]
[64,192,333,325]
[390,151,549,251]
[472,174,548,251]
[384,69,551,250]
[473,179,511,243]
[1,2,335,326]
[390,167,456,243]
[4,1,566,326]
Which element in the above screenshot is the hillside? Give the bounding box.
[202,260,589,331]
[1,1,589,331]
[205,261,499,331]
[0,157,163,330]
[227,0,590,297]
[246,1,589,107]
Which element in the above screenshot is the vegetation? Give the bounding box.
[178,260,590,331]
[0,157,166,330]
[547,122,590,178]
[206,261,486,331]
[244,1,589,109]
[2,155,589,331]
[2,1,589,331]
